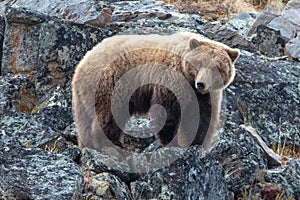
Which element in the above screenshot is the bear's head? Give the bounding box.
[184,38,240,94]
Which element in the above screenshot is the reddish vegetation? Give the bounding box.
[165,0,288,22]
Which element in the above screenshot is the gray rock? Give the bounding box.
[234,51,300,86]
[210,128,268,193]
[217,50,300,195]
[252,25,287,57]
[38,135,81,162]
[0,77,11,116]
[247,8,281,37]
[0,140,83,200]
[0,16,5,69]
[1,0,113,27]
[131,146,230,200]
[1,6,108,98]
[62,122,79,145]
[282,0,300,31]
[83,172,132,200]
[0,111,60,147]
[238,82,300,147]
[267,17,296,40]
[107,0,203,35]
[222,50,300,128]
[0,75,64,148]
[1,75,37,114]
[264,160,300,199]
[81,146,230,199]
[204,21,256,52]
[32,85,73,131]
[123,116,156,152]
[285,32,300,60]
[80,147,134,183]
[246,3,300,57]
[226,12,261,37]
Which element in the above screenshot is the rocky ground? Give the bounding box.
[0,0,299,199]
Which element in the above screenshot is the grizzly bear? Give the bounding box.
[72,32,239,151]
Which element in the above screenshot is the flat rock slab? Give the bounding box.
[285,32,300,60]
[0,141,83,200]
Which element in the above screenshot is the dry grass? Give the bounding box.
[238,184,294,200]
[41,139,64,154]
[163,0,289,22]
[237,187,260,200]
[271,142,300,160]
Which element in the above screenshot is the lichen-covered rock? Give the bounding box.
[131,146,230,200]
[204,21,256,52]
[0,77,11,116]
[225,12,261,37]
[247,8,281,37]
[107,0,203,35]
[252,25,287,57]
[0,110,60,147]
[0,75,37,113]
[80,147,134,183]
[215,50,299,195]
[0,16,5,68]
[62,122,79,145]
[83,172,131,200]
[221,50,300,130]
[0,140,83,200]
[237,82,300,146]
[245,2,300,57]
[285,32,300,60]
[32,84,73,131]
[210,127,268,193]
[245,160,300,199]
[1,5,108,98]
[81,145,230,199]
[123,116,156,152]
[267,17,296,40]
[282,0,300,31]
[2,0,113,28]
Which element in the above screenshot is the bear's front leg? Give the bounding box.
[202,90,222,150]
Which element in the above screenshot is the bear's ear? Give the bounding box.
[226,48,240,63]
[189,38,202,49]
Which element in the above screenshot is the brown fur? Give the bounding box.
[72,32,240,150]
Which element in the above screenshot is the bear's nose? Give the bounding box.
[197,81,205,89]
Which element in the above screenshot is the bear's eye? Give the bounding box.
[189,68,198,77]
[215,66,225,75]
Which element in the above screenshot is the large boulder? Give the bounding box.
[81,145,231,199]
[285,31,300,60]
[1,6,108,98]
[131,147,231,200]
[0,140,83,200]
[246,1,300,58]
[282,0,300,31]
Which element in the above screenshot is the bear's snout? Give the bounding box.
[196,81,205,90]
[196,81,208,94]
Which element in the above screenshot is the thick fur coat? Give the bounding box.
[72,32,240,150]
